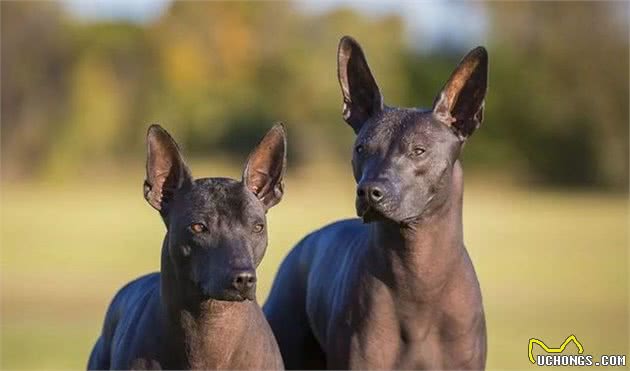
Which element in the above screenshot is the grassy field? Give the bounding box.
[1,163,627,369]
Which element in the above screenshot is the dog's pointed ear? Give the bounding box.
[143,125,193,213]
[337,36,384,134]
[243,124,287,210]
[433,46,488,140]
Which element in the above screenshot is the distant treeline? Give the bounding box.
[2,2,628,189]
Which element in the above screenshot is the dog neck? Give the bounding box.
[158,240,254,368]
[367,160,466,301]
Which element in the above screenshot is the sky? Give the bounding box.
[62,0,488,51]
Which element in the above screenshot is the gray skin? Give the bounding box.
[88,124,286,370]
[264,36,488,370]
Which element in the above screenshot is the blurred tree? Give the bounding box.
[1,2,75,177]
[484,1,629,188]
[1,1,627,189]
[46,22,159,175]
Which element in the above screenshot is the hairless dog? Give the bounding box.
[88,124,286,370]
[264,36,488,369]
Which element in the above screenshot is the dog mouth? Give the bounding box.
[358,204,388,223]
[198,290,255,302]
[218,290,255,302]
[358,201,421,226]
[216,293,255,301]
[193,282,256,302]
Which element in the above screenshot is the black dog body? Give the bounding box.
[89,125,287,370]
[266,166,485,369]
[264,37,488,369]
[89,272,281,369]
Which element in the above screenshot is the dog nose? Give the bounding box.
[232,271,257,294]
[357,182,385,204]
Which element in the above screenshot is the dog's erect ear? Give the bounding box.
[337,36,384,134]
[433,46,488,140]
[144,125,193,213]
[243,124,287,210]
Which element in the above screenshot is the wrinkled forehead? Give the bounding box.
[358,108,452,145]
[176,178,263,225]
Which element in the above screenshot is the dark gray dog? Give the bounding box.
[88,124,286,370]
[264,36,488,369]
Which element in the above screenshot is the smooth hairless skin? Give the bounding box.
[264,36,488,370]
[88,124,286,370]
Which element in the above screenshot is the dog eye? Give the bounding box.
[411,147,426,157]
[189,223,207,234]
[355,144,364,154]
[253,223,265,233]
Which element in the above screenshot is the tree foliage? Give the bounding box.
[1,1,627,189]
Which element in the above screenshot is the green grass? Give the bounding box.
[1,165,627,369]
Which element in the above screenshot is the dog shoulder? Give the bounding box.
[101,273,160,336]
